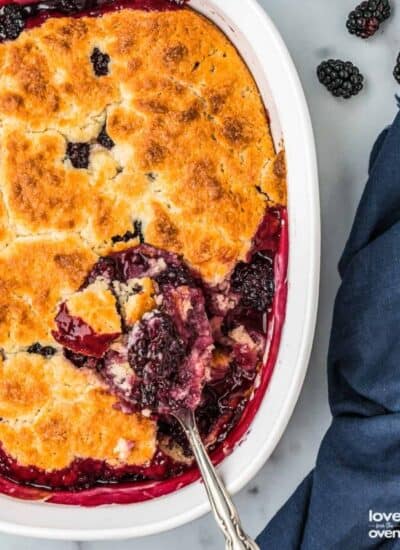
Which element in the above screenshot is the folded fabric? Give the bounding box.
[257,110,400,550]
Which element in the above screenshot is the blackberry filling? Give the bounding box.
[66,142,90,169]
[154,264,195,288]
[231,251,275,312]
[27,342,57,357]
[97,124,115,149]
[90,47,110,76]
[111,230,137,245]
[84,255,118,285]
[0,4,27,41]
[52,302,121,357]
[0,0,189,45]
[111,220,145,245]
[0,0,286,501]
[133,220,145,244]
[51,227,275,472]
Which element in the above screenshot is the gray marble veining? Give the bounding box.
[1,0,399,548]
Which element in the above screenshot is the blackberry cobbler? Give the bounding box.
[0,0,288,504]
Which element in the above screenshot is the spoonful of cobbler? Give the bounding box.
[53,243,259,550]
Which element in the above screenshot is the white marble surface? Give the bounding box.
[2,1,399,548]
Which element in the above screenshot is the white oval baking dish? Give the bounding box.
[0,0,320,539]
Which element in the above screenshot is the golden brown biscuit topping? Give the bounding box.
[0,353,156,470]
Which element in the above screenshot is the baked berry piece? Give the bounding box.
[0,4,27,42]
[317,60,364,99]
[53,0,92,14]
[97,124,114,149]
[27,342,57,357]
[346,0,391,39]
[231,252,274,313]
[111,220,145,245]
[90,47,110,76]
[66,142,90,168]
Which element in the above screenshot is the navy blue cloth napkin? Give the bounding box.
[257,111,400,550]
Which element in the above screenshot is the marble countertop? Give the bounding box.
[2,0,399,548]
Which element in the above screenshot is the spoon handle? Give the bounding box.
[177,409,260,550]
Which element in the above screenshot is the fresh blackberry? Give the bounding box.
[0,4,27,42]
[66,142,90,169]
[97,124,114,149]
[346,0,391,39]
[27,343,57,357]
[90,47,110,77]
[317,60,364,99]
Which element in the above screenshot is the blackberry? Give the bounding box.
[0,4,27,42]
[155,265,195,288]
[97,124,114,149]
[85,256,117,286]
[128,312,186,410]
[317,60,364,99]
[346,0,391,39]
[64,348,100,370]
[133,220,145,244]
[55,0,90,13]
[90,47,110,77]
[27,343,57,357]
[231,251,275,312]
[394,53,400,84]
[66,142,90,169]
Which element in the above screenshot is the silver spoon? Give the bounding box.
[174,408,260,550]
